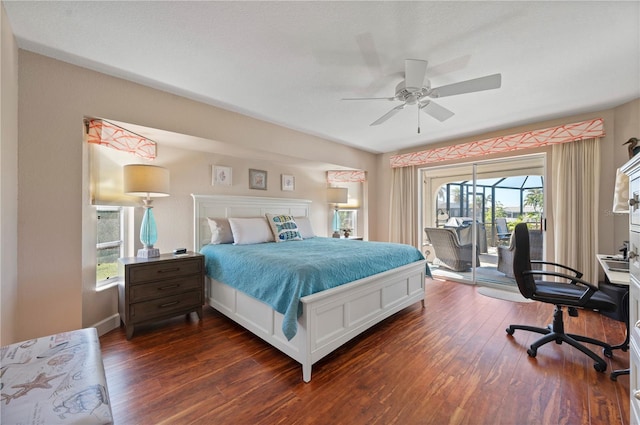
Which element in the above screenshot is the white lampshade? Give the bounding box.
[327,187,348,204]
[612,168,629,214]
[123,164,170,197]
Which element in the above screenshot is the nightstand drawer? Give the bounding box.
[129,275,203,303]
[128,258,202,284]
[130,291,202,322]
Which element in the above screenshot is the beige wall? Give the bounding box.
[0,3,19,345]
[127,146,334,254]
[16,50,377,342]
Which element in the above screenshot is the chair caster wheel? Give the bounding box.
[506,327,514,335]
[527,348,537,357]
[594,362,607,373]
[603,348,613,358]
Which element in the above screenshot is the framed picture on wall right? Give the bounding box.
[281,174,295,191]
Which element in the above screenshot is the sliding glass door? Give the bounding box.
[419,154,546,287]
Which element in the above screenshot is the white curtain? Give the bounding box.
[389,166,418,245]
[551,137,600,283]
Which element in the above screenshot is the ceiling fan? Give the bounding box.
[343,59,502,133]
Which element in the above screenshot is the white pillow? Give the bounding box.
[207,218,234,244]
[294,216,316,239]
[228,217,274,245]
[265,214,303,242]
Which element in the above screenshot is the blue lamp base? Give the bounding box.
[136,203,160,258]
[332,206,340,238]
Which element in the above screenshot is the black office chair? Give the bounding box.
[506,223,618,372]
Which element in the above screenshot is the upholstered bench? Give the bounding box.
[1,328,113,424]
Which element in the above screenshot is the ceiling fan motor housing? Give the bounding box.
[395,80,432,104]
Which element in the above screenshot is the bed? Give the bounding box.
[192,194,428,382]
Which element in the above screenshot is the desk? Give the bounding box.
[597,254,630,380]
[597,254,630,286]
[597,254,629,323]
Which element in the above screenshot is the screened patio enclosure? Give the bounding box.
[438,174,544,245]
[420,154,546,287]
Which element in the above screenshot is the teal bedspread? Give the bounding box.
[201,237,428,340]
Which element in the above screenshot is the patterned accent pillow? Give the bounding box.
[266,213,303,242]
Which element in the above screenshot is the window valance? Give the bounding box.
[86,118,157,160]
[389,118,604,168]
[327,170,367,183]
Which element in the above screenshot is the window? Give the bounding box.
[96,206,124,286]
[336,209,357,236]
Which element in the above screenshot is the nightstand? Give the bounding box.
[118,252,205,339]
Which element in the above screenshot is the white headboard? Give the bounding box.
[191,194,312,250]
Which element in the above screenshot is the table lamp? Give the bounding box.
[327,187,348,238]
[123,164,170,258]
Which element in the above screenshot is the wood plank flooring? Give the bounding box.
[99,279,630,424]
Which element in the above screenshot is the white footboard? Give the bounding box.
[208,259,426,382]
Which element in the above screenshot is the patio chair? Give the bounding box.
[495,218,511,244]
[424,227,480,272]
[497,228,543,277]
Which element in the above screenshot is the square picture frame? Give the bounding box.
[281,174,295,191]
[249,169,267,190]
[212,165,232,186]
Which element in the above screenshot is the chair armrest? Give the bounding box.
[531,260,582,278]
[523,270,598,305]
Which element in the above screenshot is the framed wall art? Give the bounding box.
[281,174,295,191]
[212,165,232,186]
[249,169,267,190]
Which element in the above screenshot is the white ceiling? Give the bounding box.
[4,1,639,154]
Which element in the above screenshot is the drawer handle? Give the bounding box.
[158,267,180,274]
[635,390,640,401]
[159,301,180,308]
[158,284,180,290]
[635,320,640,329]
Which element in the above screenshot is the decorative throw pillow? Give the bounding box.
[266,213,303,242]
[228,217,274,245]
[294,216,316,239]
[207,218,234,244]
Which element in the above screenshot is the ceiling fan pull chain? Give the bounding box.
[417,106,421,134]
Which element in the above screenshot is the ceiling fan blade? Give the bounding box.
[431,73,502,98]
[370,104,406,126]
[420,101,455,122]
[404,59,428,90]
[342,97,396,101]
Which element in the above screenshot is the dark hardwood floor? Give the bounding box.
[99,279,630,424]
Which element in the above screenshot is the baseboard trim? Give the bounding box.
[92,313,120,337]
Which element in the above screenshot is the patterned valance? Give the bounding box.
[390,118,604,168]
[327,170,367,183]
[86,118,157,160]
